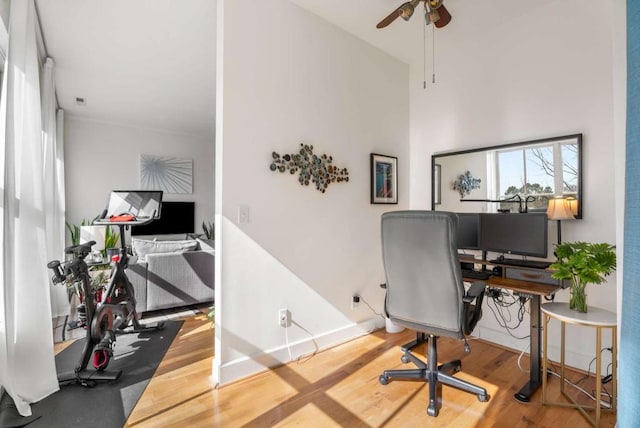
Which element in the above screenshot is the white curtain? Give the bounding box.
[41,58,67,318]
[0,0,59,417]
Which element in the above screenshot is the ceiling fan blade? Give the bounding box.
[433,4,451,28]
[376,7,403,29]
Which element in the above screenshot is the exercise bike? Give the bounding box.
[48,190,164,386]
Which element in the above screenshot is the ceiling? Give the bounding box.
[33,0,467,141]
[290,0,458,65]
[35,0,217,139]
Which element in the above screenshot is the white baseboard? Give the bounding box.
[217,317,378,386]
[215,319,611,386]
[475,325,611,373]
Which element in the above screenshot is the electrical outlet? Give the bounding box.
[278,308,289,327]
[351,295,360,309]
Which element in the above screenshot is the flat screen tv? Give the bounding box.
[456,213,480,250]
[479,213,548,258]
[131,201,195,236]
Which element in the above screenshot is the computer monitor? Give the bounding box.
[456,213,480,250]
[479,213,548,258]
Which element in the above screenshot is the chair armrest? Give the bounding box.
[462,281,486,335]
[463,282,485,302]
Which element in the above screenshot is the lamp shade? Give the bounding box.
[566,197,579,216]
[546,197,574,220]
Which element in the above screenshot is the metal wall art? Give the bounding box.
[270,143,349,193]
[452,170,481,198]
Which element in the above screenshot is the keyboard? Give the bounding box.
[492,258,552,269]
[461,269,492,280]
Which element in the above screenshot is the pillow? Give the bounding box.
[132,238,199,262]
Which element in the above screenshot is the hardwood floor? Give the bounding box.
[114,315,616,428]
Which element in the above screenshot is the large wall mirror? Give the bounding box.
[431,134,582,219]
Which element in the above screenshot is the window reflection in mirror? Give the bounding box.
[431,134,582,218]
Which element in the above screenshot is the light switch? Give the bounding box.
[238,205,250,224]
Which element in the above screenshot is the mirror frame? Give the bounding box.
[431,133,583,219]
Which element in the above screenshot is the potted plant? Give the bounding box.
[103,225,120,261]
[198,221,215,250]
[549,242,617,313]
[66,219,89,246]
[202,221,214,240]
[206,305,214,326]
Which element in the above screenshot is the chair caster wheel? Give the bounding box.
[400,355,410,364]
[379,375,389,385]
[478,393,489,402]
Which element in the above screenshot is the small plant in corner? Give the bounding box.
[102,225,120,260]
[202,221,214,240]
[66,219,89,246]
[206,305,214,326]
[550,241,616,313]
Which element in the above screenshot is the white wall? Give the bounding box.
[215,0,409,383]
[409,0,617,370]
[64,116,215,239]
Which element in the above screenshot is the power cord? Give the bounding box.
[574,347,614,385]
[359,295,386,324]
[517,342,531,373]
[545,362,613,409]
[284,323,293,362]
[485,289,530,340]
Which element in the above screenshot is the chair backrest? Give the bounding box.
[381,211,465,339]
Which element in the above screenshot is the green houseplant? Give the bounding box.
[550,242,617,313]
[202,221,214,240]
[66,219,89,246]
[103,225,120,261]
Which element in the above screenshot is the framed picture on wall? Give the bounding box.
[139,154,193,194]
[370,153,398,204]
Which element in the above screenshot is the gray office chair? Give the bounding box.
[378,211,489,417]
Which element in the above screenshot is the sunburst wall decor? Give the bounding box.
[269,143,349,193]
[140,154,193,194]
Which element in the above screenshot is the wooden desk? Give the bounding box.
[462,258,563,403]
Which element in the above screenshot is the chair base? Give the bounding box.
[379,333,489,417]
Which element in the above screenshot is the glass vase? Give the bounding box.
[569,282,588,313]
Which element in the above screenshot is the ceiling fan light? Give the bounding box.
[433,4,452,28]
[399,4,415,21]
[428,8,440,23]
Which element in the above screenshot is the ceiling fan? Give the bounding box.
[376,0,451,29]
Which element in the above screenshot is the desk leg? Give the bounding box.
[514,294,541,402]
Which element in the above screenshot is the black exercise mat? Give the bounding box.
[28,320,183,428]
[0,393,41,428]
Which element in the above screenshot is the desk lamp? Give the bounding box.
[546,197,575,245]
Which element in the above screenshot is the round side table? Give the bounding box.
[541,302,617,427]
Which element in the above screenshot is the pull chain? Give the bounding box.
[432,24,436,84]
[423,19,427,89]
